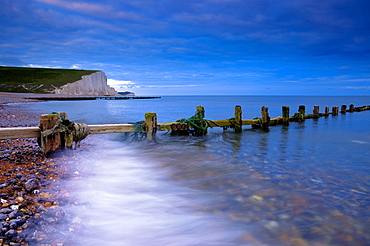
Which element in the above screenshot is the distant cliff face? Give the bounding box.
[54,71,118,96]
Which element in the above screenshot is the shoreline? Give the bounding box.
[0,92,83,245]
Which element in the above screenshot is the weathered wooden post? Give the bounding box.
[144,112,157,141]
[194,105,208,136]
[349,104,355,112]
[340,105,347,114]
[195,105,205,119]
[332,106,339,116]
[282,106,290,125]
[325,107,330,116]
[234,105,242,133]
[298,105,306,122]
[313,105,320,117]
[261,106,270,129]
[38,112,68,154]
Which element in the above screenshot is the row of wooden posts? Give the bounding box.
[0,104,369,154]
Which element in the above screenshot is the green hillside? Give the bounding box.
[0,66,99,93]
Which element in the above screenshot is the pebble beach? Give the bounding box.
[0,93,84,246]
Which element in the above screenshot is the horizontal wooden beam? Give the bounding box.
[242,120,259,125]
[0,119,263,140]
[0,124,139,140]
[88,124,136,134]
[0,127,41,139]
[206,119,258,127]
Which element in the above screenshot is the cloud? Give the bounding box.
[341,86,370,90]
[33,7,129,34]
[27,64,62,68]
[107,79,138,89]
[107,78,200,90]
[34,0,144,22]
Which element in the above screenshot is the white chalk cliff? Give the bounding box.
[54,71,118,96]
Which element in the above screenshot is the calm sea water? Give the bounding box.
[23,96,370,245]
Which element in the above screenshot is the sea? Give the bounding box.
[15,96,370,245]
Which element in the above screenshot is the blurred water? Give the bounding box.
[25,96,370,245]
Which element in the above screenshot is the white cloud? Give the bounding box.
[27,64,62,68]
[71,64,80,69]
[107,79,137,89]
[27,64,44,68]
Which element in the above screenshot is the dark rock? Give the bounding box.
[0,214,6,221]
[6,179,17,185]
[9,218,25,229]
[61,173,71,179]
[8,211,23,219]
[13,185,22,190]
[19,177,27,182]
[24,179,39,192]
[0,208,12,214]
[24,233,37,245]
[4,229,18,238]
[15,173,23,178]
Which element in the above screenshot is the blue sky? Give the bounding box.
[1,0,369,95]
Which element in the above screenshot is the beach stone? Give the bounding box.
[9,218,25,229]
[6,179,17,185]
[0,214,6,221]
[5,229,18,238]
[24,179,40,192]
[15,197,24,203]
[8,211,23,219]
[0,208,12,214]
[264,220,279,231]
[289,237,309,246]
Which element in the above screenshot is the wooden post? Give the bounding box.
[194,106,207,136]
[282,106,290,125]
[38,112,68,154]
[325,107,330,116]
[332,106,339,116]
[349,104,355,112]
[298,105,306,122]
[195,105,205,119]
[261,106,270,129]
[234,105,242,133]
[340,105,347,114]
[313,105,320,117]
[144,112,157,141]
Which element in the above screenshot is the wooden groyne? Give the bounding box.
[1,104,369,154]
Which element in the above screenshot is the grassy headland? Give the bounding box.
[0,66,99,93]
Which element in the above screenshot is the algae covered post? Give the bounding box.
[234,105,242,133]
[313,105,320,117]
[261,106,270,129]
[144,112,157,141]
[332,106,339,116]
[282,106,290,125]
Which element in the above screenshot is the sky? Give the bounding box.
[1,0,370,96]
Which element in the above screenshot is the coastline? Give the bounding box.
[0,92,82,245]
